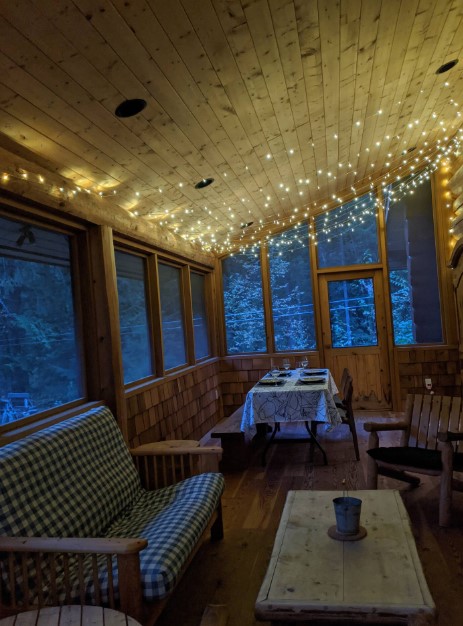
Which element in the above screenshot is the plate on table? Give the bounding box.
[258,378,285,385]
[278,371,292,377]
[299,376,326,384]
[302,369,327,376]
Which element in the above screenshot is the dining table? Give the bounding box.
[240,368,341,465]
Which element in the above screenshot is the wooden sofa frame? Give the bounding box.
[0,444,223,626]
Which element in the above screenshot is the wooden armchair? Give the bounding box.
[364,393,463,526]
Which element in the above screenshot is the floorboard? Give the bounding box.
[156,413,463,626]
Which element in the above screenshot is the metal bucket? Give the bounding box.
[333,496,362,535]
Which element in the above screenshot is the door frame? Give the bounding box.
[318,268,392,409]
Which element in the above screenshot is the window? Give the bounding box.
[115,250,153,384]
[222,250,266,354]
[158,263,187,369]
[315,193,379,268]
[327,278,378,348]
[385,175,442,344]
[190,272,210,359]
[268,223,316,351]
[0,216,82,424]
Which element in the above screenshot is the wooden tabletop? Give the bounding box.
[255,490,436,625]
[0,606,142,625]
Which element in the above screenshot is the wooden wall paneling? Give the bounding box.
[377,184,400,410]
[147,254,165,378]
[182,265,195,365]
[87,225,127,436]
[126,361,222,448]
[260,245,274,354]
[337,0,361,193]
[318,0,340,200]
[71,231,97,403]
[310,223,324,368]
[345,0,381,181]
[432,169,458,346]
[215,257,227,357]
[204,270,218,359]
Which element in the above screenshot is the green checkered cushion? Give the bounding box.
[83,472,225,601]
[0,406,141,538]
[0,405,225,605]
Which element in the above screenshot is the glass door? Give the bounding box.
[319,270,391,409]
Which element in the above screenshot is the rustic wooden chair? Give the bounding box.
[364,393,463,526]
[337,373,360,461]
[310,371,359,461]
[333,367,349,409]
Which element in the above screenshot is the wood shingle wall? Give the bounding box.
[126,360,221,448]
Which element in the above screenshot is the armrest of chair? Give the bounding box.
[438,431,463,443]
[0,536,147,620]
[364,419,409,451]
[364,420,408,433]
[130,444,223,488]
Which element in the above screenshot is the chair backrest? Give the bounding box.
[405,393,463,452]
[339,368,350,400]
[342,374,354,421]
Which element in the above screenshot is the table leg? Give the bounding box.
[305,421,328,465]
[261,424,279,466]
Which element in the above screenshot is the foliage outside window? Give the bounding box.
[315,193,379,268]
[328,278,378,348]
[158,263,187,369]
[0,216,82,424]
[268,223,316,351]
[222,250,266,354]
[115,250,153,384]
[385,175,442,344]
[190,272,210,360]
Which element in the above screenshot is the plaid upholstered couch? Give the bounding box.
[0,405,225,625]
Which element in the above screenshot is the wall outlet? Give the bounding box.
[424,378,432,390]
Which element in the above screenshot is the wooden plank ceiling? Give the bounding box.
[0,0,462,255]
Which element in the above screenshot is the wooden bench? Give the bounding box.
[209,406,247,471]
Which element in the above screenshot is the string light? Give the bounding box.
[0,98,461,253]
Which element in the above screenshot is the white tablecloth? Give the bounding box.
[241,369,341,436]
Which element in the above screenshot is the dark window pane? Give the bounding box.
[190,272,210,360]
[328,278,378,348]
[222,250,266,354]
[315,193,379,268]
[158,263,186,369]
[268,223,316,351]
[0,216,82,423]
[115,250,152,384]
[385,175,442,344]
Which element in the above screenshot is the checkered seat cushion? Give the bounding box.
[101,472,224,601]
[0,406,141,539]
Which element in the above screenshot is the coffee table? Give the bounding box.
[255,490,436,625]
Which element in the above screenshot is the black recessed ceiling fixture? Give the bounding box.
[435,59,458,74]
[114,98,147,118]
[195,177,214,189]
[240,221,254,229]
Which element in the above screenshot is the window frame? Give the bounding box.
[114,245,156,385]
[0,204,89,432]
[189,269,213,362]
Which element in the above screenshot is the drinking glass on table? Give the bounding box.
[282,358,290,371]
[301,356,308,369]
[270,366,280,380]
